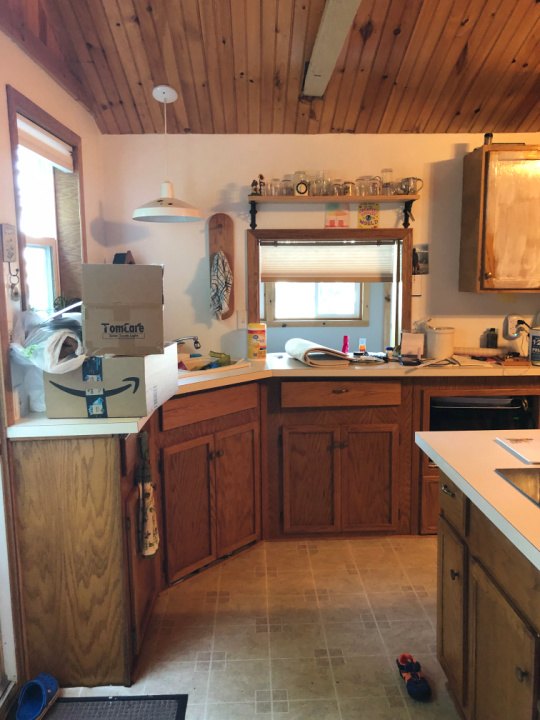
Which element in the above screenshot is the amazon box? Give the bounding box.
[44,343,178,418]
[82,264,164,356]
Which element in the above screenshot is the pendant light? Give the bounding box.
[132,85,202,223]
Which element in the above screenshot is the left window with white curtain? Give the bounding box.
[15,115,73,313]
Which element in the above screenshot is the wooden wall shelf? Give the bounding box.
[248,194,420,229]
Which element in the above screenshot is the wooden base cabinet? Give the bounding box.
[437,517,466,706]
[271,380,411,537]
[160,385,261,583]
[282,423,399,534]
[10,427,161,687]
[437,474,540,720]
[468,560,537,720]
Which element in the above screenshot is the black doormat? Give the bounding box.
[44,694,188,720]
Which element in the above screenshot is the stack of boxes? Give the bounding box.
[43,264,179,419]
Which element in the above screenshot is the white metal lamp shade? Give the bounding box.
[132,84,202,223]
[132,181,202,222]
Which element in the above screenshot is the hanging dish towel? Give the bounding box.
[136,432,159,557]
[210,249,233,319]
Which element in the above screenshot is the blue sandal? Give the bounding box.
[16,673,59,720]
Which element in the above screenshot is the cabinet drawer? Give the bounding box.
[162,384,259,430]
[439,474,467,536]
[281,381,401,408]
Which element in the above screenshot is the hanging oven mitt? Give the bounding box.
[136,431,159,557]
[210,249,233,319]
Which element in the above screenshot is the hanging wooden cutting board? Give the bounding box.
[208,213,234,320]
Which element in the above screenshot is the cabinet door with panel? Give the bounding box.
[341,424,399,532]
[162,435,216,583]
[459,144,540,292]
[215,421,260,555]
[282,425,340,533]
[468,559,537,720]
[437,516,466,707]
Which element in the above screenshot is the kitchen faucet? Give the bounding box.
[173,335,201,350]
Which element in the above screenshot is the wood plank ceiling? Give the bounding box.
[1,0,539,135]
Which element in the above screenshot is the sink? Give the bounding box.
[178,359,251,378]
[496,468,540,507]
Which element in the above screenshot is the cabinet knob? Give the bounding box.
[515,666,528,683]
[332,388,349,394]
[450,569,460,580]
[209,449,224,460]
[441,484,456,498]
[484,271,493,279]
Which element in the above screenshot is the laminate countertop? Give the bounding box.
[416,429,540,571]
[7,353,540,438]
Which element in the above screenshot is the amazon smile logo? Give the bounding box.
[48,376,140,398]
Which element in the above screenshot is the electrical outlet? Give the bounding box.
[0,224,17,263]
[507,315,520,337]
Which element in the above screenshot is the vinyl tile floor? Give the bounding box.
[65,536,461,720]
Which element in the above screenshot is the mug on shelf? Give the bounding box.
[399,177,424,194]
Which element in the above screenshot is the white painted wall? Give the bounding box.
[100,131,540,357]
[0,28,103,687]
[0,30,104,281]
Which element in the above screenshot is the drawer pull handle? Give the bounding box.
[515,667,528,683]
[441,484,456,498]
[216,449,224,458]
[450,569,460,581]
[332,388,349,394]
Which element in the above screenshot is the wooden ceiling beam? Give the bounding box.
[302,0,362,98]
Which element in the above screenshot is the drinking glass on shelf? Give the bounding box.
[309,171,326,196]
[330,179,344,196]
[342,181,356,196]
[269,178,282,196]
[281,175,293,195]
[381,168,394,195]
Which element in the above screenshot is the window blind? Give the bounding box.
[16,114,73,171]
[260,241,397,282]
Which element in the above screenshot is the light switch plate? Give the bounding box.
[0,224,17,263]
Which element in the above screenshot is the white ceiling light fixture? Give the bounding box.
[302,0,362,98]
[133,85,202,223]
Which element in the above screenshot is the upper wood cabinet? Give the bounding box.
[459,144,540,292]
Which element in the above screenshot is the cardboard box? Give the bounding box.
[44,343,178,419]
[82,264,164,356]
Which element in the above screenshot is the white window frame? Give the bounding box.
[263,280,370,327]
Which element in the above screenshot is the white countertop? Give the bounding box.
[6,413,152,439]
[7,353,540,438]
[416,429,540,570]
[265,353,540,377]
